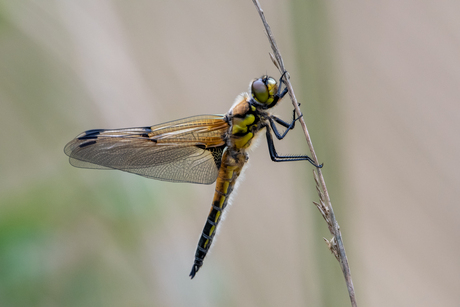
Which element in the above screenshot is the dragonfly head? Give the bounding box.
[250,76,278,109]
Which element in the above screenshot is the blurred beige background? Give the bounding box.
[0,0,459,306]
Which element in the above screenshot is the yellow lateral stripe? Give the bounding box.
[226,165,237,172]
[222,181,230,195]
[231,114,255,135]
[214,211,221,223]
[210,225,216,236]
[234,132,253,148]
[219,195,225,207]
[232,124,247,134]
[240,114,255,127]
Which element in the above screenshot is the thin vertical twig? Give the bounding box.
[251,1,357,306]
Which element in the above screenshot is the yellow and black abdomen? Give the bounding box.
[189,98,264,278]
[190,149,246,278]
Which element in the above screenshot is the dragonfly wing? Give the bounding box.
[64,115,228,184]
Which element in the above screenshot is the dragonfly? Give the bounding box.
[64,74,322,278]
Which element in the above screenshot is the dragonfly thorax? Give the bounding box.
[227,91,269,150]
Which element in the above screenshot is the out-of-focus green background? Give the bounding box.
[1,1,459,306]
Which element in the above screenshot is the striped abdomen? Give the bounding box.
[189,149,246,278]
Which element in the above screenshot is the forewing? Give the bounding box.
[64,115,228,184]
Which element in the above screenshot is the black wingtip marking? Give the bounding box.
[78,130,102,140]
[79,140,96,148]
[85,129,103,134]
[78,136,97,140]
[139,133,157,142]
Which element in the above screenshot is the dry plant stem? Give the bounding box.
[251,1,357,306]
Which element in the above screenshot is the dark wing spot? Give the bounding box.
[79,140,97,148]
[206,145,225,170]
[78,129,102,140]
[194,145,224,169]
[139,133,157,142]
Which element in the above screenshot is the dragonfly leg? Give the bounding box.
[265,125,323,168]
[268,111,303,140]
[269,71,306,140]
[278,70,289,92]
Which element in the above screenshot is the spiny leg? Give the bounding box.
[270,71,305,140]
[264,124,323,168]
[268,111,303,140]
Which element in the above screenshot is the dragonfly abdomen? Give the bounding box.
[190,149,246,278]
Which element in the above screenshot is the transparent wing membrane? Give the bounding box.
[64,115,228,184]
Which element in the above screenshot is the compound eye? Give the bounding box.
[251,79,269,104]
[265,77,277,97]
